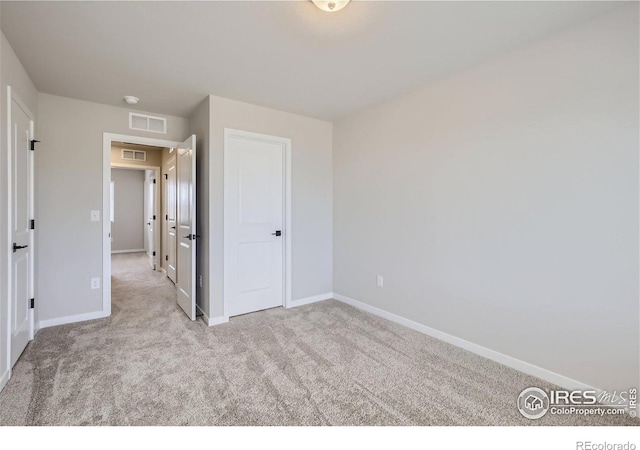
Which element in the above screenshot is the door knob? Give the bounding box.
[12,243,28,252]
[272,230,282,237]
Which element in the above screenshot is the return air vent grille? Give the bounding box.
[121,149,146,162]
[129,112,167,134]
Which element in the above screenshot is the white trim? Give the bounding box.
[197,304,229,326]
[223,128,292,318]
[0,368,10,393]
[111,249,146,254]
[37,310,110,330]
[103,133,185,319]
[111,162,160,171]
[288,292,333,308]
[333,293,599,392]
[207,315,230,326]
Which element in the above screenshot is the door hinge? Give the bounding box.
[164,174,168,180]
[165,255,168,261]
[153,178,156,184]
[30,298,34,309]
[152,251,156,256]
[30,219,35,230]
[165,214,168,220]
[153,215,156,220]
[30,140,40,151]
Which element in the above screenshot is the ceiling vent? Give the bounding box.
[129,112,167,134]
[121,149,146,162]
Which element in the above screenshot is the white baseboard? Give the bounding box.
[197,304,229,327]
[333,293,598,393]
[111,249,145,254]
[288,292,333,308]
[196,304,209,324]
[38,310,110,330]
[208,315,229,326]
[0,368,10,393]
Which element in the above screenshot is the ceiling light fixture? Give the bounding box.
[124,95,139,105]
[312,0,351,12]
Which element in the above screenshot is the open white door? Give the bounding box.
[10,89,35,366]
[145,170,157,270]
[176,135,196,320]
[166,153,177,284]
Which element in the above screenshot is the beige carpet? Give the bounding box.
[0,252,635,426]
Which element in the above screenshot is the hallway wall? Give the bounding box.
[110,169,145,252]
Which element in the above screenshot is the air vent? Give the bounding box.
[129,112,167,134]
[122,149,146,161]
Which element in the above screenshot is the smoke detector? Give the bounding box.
[124,96,140,105]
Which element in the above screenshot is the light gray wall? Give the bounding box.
[111,169,144,252]
[208,95,333,319]
[36,93,189,323]
[333,5,639,392]
[189,97,210,315]
[0,31,38,389]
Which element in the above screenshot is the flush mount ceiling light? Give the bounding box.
[312,0,351,12]
[123,95,139,105]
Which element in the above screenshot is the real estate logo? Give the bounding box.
[517,386,637,420]
[517,387,550,419]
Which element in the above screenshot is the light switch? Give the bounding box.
[90,210,100,222]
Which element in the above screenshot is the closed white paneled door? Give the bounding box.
[10,89,35,367]
[225,132,285,317]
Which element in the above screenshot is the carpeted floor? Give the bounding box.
[0,252,635,426]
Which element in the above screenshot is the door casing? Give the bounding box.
[223,128,292,319]
[110,163,161,267]
[103,133,185,316]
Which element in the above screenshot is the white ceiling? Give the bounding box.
[1,1,622,120]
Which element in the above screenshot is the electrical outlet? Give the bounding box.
[377,275,384,288]
[90,210,100,222]
[91,277,100,289]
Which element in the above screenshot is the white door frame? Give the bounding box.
[110,163,161,263]
[103,133,183,316]
[5,86,35,375]
[223,128,292,318]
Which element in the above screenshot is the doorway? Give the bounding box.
[223,128,292,318]
[103,133,196,321]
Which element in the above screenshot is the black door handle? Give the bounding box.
[171,226,176,229]
[182,234,200,240]
[13,243,28,252]
[272,230,282,237]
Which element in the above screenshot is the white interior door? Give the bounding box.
[166,153,177,284]
[10,91,34,367]
[225,132,284,317]
[145,170,156,270]
[176,135,196,320]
